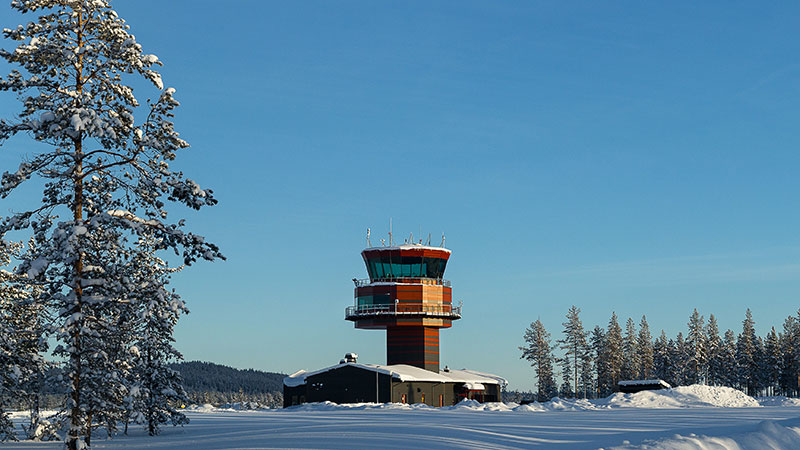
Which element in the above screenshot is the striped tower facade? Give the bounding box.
[345,245,461,372]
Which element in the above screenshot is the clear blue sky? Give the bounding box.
[2,1,800,391]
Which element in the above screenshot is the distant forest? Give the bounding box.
[521,307,800,402]
[169,361,286,408]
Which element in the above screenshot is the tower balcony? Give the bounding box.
[353,277,451,287]
[345,302,462,321]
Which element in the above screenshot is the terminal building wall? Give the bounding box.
[284,365,501,408]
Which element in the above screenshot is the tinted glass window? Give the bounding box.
[366,256,447,279]
[357,294,393,306]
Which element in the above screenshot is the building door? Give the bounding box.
[401,394,407,404]
[438,394,444,407]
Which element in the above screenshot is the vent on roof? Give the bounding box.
[344,353,358,363]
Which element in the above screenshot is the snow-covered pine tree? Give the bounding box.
[673,332,688,386]
[0,2,222,448]
[604,313,623,391]
[685,309,706,385]
[68,201,140,445]
[736,309,760,395]
[557,305,589,398]
[637,316,654,379]
[578,350,594,399]
[705,314,722,386]
[590,325,607,398]
[621,317,639,381]
[520,319,558,401]
[763,327,782,396]
[779,315,799,396]
[652,331,671,384]
[721,329,739,389]
[558,357,572,398]
[6,240,53,441]
[0,239,52,442]
[0,240,27,442]
[127,235,190,436]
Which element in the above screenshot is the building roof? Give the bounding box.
[284,362,507,388]
[362,244,451,253]
[618,379,672,389]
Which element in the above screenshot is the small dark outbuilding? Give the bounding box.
[284,362,506,408]
[618,379,672,394]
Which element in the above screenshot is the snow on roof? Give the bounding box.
[362,244,451,253]
[283,363,505,387]
[446,368,509,387]
[618,379,671,388]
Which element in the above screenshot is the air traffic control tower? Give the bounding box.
[345,244,461,372]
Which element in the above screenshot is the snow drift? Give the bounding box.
[607,417,800,450]
[601,384,761,409]
[277,385,766,413]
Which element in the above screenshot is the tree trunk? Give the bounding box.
[66,9,86,450]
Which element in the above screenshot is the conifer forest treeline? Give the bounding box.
[520,306,800,402]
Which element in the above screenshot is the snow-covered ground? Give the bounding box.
[4,386,800,449]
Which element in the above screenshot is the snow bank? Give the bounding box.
[606,417,800,450]
[184,402,275,412]
[508,385,761,412]
[758,396,800,407]
[443,399,515,412]
[184,403,218,413]
[601,385,760,409]
[287,401,432,412]
[205,385,771,416]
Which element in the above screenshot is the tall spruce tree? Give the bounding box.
[685,309,706,385]
[621,317,639,381]
[720,329,738,388]
[673,332,688,386]
[763,327,782,396]
[780,315,799,396]
[127,236,190,436]
[557,305,589,398]
[736,309,760,395]
[520,319,557,401]
[0,2,222,448]
[652,331,671,384]
[604,313,623,392]
[637,316,654,379]
[590,325,607,398]
[705,314,723,386]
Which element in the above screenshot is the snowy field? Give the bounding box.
[5,386,800,449]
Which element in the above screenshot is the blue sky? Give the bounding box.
[2,1,800,390]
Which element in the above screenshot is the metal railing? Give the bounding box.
[353,277,451,287]
[345,302,462,320]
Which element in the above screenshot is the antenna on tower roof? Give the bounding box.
[441,233,445,248]
[389,218,393,246]
[366,228,371,247]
